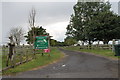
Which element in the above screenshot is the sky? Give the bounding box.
[0,0,120,45]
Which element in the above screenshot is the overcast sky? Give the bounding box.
[1,0,120,45]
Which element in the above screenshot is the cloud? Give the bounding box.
[1,0,77,2]
[1,1,118,45]
[2,2,75,44]
[45,21,69,42]
[0,2,2,45]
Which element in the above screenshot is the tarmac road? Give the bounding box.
[3,48,119,78]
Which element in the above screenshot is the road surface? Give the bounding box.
[3,48,119,78]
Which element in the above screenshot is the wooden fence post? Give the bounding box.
[19,46,23,64]
[6,36,15,67]
[26,47,28,62]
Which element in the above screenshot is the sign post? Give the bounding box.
[34,35,50,56]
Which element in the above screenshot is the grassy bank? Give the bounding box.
[2,47,64,75]
[63,46,119,60]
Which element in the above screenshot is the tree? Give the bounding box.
[25,26,48,44]
[66,2,102,45]
[88,11,120,44]
[28,8,36,28]
[28,8,36,45]
[66,1,119,45]
[64,36,77,46]
[56,41,66,47]
[50,39,57,46]
[9,27,24,45]
[50,39,66,47]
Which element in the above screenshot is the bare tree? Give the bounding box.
[28,8,36,28]
[9,27,24,45]
[28,8,37,59]
[28,8,36,45]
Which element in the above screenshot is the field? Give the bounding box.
[63,46,119,60]
[1,47,64,75]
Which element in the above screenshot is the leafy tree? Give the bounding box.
[25,26,48,44]
[56,41,66,46]
[66,1,120,45]
[50,39,66,47]
[88,11,120,44]
[66,2,102,45]
[64,36,77,46]
[50,39,57,46]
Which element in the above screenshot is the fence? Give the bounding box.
[2,45,34,71]
[79,44,113,50]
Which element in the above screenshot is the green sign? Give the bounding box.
[34,36,49,49]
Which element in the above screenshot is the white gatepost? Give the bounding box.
[112,39,115,52]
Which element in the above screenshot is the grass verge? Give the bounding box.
[63,46,119,60]
[2,47,64,75]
